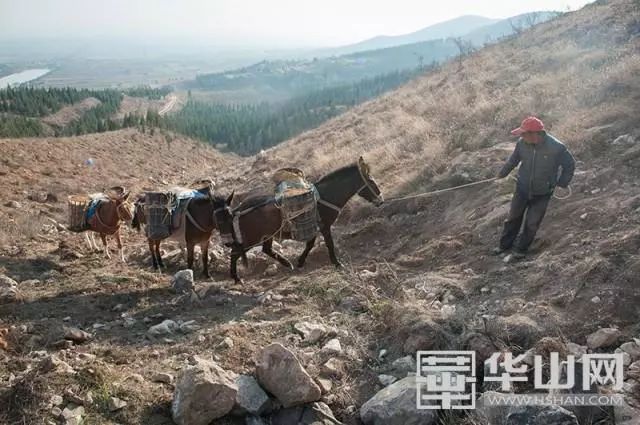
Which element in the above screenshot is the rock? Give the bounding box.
[492,315,543,349]
[233,375,270,416]
[179,320,200,333]
[627,361,640,381]
[322,339,342,355]
[615,400,640,424]
[219,336,234,349]
[63,327,92,344]
[271,402,339,425]
[40,355,74,374]
[294,322,328,344]
[506,405,579,425]
[316,378,333,394]
[147,320,178,336]
[152,372,174,384]
[5,200,21,208]
[586,328,622,349]
[64,389,85,405]
[256,343,321,408]
[378,374,397,386]
[108,397,127,411]
[464,333,497,364]
[51,394,64,406]
[264,264,278,276]
[567,342,588,358]
[61,404,84,425]
[590,296,601,303]
[246,416,269,425]
[171,357,238,425]
[338,296,364,312]
[360,376,438,425]
[0,274,20,303]
[620,342,640,361]
[391,355,415,375]
[51,406,62,417]
[378,349,388,361]
[321,358,343,377]
[112,304,125,312]
[401,318,448,354]
[172,270,194,294]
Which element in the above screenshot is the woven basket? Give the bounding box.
[144,192,173,240]
[280,190,318,241]
[68,195,91,232]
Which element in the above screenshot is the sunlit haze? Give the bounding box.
[1,0,593,47]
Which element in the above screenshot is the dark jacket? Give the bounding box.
[498,133,576,197]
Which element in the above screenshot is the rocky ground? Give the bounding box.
[1,1,640,423]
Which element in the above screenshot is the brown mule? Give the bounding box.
[85,189,134,262]
[132,193,234,278]
[224,157,383,283]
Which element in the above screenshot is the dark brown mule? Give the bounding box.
[132,194,234,278]
[224,157,383,283]
[85,189,134,262]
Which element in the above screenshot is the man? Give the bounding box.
[494,116,576,259]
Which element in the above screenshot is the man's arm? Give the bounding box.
[557,146,576,188]
[498,142,521,178]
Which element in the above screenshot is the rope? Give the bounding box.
[506,175,573,200]
[385,177,498,203]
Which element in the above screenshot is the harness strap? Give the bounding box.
[317,198,342,212]
[186,210,208,233]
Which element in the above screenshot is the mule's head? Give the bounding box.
[357,156,384,207]
[212,192,235,245]
[115,192,135,223]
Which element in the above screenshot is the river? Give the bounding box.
[0,68,51,88]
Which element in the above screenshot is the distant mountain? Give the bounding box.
[329,15,500,55]
[462,11,561,45]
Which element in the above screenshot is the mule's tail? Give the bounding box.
[131,202,143,232]
[241,251,248,268]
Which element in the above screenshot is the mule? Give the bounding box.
[224,156,383,283]
[84,190,134,262]
[132,193,234,278]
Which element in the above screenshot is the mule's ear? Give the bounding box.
[358,156,370,176]
[226,191,235,205]
[123,191,130,201]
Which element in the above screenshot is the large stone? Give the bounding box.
[391,355,415,376]
[506,405,579,425]
[294,322,328,344]
[256,343,321,408]
[620,342,640,361]
[147,320,179,336]
[586,328,622,349]
[271,402,339,425]
[360,376,438,425]
[171,357,238,425]
[61,404,84,425]
[233,375,270,416]
[172,270,194,294]
[0,274,20,304]
[64,327,92,344]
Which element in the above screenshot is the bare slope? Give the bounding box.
[1,1,640,424]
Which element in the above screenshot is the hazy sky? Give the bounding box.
[0,0,593,47]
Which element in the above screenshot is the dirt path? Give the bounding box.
[158,95,177,116]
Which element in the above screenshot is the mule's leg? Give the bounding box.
[321,227,342,268]
[89,232,100,251]
[100,234,111,259]
[84,232,93,251]
[230,251,243,284]
[262,240,294,270]
[155,241,165,270]
[296,236,317,268]
[148,239,159,270]
[201,240,211,279]
[187,242,195,272]
[115,230,125,263]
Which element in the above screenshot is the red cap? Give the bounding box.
[511,116,545,136]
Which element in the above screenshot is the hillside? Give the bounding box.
[1,1,640,425]
[187,11,559,104]
[331,15,498,54]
